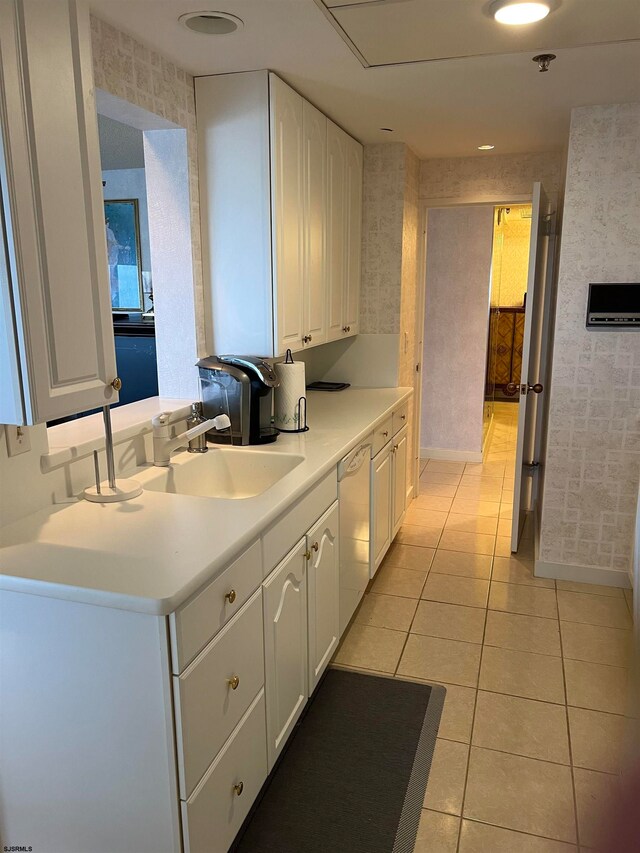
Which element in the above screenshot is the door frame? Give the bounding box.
[414,193,534,497]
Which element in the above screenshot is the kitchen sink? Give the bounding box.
[138,447,305,500]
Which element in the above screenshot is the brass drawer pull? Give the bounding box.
[225,589,237,604]
[304,550,312,561]
[228,675,240,690]
[233,781,244,796]
[400,414,406,420]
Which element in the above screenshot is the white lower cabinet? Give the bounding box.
[307,501,339,693]
[181,690,268,853]
[392,427,409,537]
[173,590,265,800]
[371,421,410,576]
[263,537,309,770]
[371,442,393,574]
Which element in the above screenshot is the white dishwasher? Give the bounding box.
[338,441,372,636]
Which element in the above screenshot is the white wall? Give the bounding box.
[144,129,199,400]
[421,206,494,458]
[538,102,640,583]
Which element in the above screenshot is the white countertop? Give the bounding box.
[0,388,411,615]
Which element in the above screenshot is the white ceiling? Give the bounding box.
[89,0,640,159]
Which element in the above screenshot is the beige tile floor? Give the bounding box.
[334,403,634,853]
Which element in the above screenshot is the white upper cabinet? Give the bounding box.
[0,0,118,425]
[196,71,362,358]
[301,100,327,349]
[326,121,347,343]
[270,76,305,355]
[327,120,363,342]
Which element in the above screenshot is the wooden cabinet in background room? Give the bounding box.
[490,307,525,396]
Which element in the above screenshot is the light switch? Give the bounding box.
[5,424,31,457]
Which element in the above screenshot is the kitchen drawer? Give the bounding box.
[182,689,268,853]
[174,590,265,800]
[169,539,262,673]
[392,402,409,435]
[371,416,393,457]
[262,470,337,576]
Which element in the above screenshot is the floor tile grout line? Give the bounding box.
[454,518,493,852]
[555,566,581,848]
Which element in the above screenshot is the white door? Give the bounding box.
[301,100,327,348]
[326,120,347,342]
[262,537,308,770]
[371,443,393,575]
[511,183,551,551]
[270,74,304,356]
[307,502,339,693]
[343,136,363,336]
[0,0,118,425]
[392,427,409,537]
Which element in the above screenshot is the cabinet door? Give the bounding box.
[270,74,304,356]
[263,537,308,770]
[307,501,339,693]
[0,0,118,425]
[371,444,392,576]
[392,426,409,538]
[343,135,363,336]
[302,101,327,348]
[326,120,347,343]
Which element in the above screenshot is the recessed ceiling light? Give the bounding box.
[491,1,551,25]
[178,11,244,35]
[478,144,495,150]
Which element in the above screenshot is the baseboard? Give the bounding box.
[420,446,483,463]
[535,557,632,589]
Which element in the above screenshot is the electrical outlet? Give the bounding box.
[5,424,31,457]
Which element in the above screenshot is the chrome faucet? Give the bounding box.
[151,410,231,467]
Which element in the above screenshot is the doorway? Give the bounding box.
[416,186,552,554]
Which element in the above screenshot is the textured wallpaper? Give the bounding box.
[539,103,640,576]
[89,15,205,354]
[420,151,563,205]
[360,143,407,335]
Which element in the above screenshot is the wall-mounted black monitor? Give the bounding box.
[586,283,640,327]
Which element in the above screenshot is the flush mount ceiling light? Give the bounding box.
[178,11,244,35]
[490,1,551,25]
[478,144,495,150]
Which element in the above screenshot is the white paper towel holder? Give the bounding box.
[276,350,309,434]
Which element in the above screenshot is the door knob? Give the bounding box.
[110,377,122,391]
[527,383,544,394]
[504,382,519,397]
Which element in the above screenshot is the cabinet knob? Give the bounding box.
[228,675,240,690]
[312,541,319,552]
[342,326,351,333]
[304,549,312,561]
[303,335,311,344]
[225,589,237,604]
[233,781,244,797]
[110,377,122,391]
[382,430,389,438]
[394,444,399,451]
[401,414,406,420]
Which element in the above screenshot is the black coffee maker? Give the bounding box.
[197,355,279,445]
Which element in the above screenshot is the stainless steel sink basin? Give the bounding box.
[137,447,305,500]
